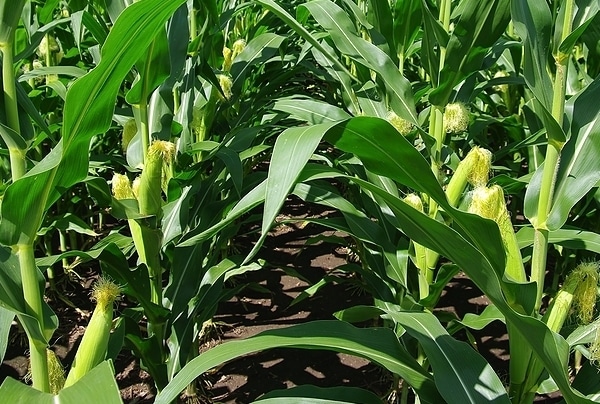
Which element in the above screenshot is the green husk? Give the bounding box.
[64,278,120,387]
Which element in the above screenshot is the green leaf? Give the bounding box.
[367,0,395,60]
[0,0,26,43]
[256,0,355,80]
[547,77,600,230]
[18,66,87,82]
[420,0,447,85]
[0,121,27,150]
[301,0,417,124]
[385,311,510,403]
[216,147,243,198]
[255,385,382,403]
[38,213,98,237]
[0,0,187,246]
[155,320,442,404]
[246,123,335,261]
[230,33,285,97]
[0,361,121,403]
[273,97,351,124]
[0,306,14,363]
[516,227,600,254]
[430,0,511,107]
[556,0,600,55]
[0,246,56,344]
[511,0,554,110]
[458,305,504,331]
[126,28,171,105]
[394,0,422,59]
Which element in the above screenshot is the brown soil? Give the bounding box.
[1,197,564,403]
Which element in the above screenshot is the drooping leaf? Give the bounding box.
[0,306,14,363]
[230,33,285,97]
[385,311,510,403]
[273,97,351,124]
[245,122,336,261]
[155,320,442,404]
[516,227,600,254]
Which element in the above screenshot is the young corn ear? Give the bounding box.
[443,102,469,133]
[47,349,65,394]
[122,119,137,153]
[232,39,246,59]
[445,146,492,207]
[589,320,600,366]
[468,185,526,282]
[138,140,175,217]
[404,193,431,297]
[111,173,135,200]
[387,111,413,135]
[222,46,233,72]
[218,74,233,101]
[64,278,120,387]
[544,262,600,332]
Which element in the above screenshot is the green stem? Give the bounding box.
[530,0,573,311]
[190,8,197,41]
[438,0,451,69]
[17,243,50,392]
[1,40,26,180]
[139,102,150,164]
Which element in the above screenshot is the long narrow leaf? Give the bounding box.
[155,320,442,404]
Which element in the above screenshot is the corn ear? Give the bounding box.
[232,39,246,59]
[404,193,431,298]
[443,102,469,133]
[544,262,599,332]
[47,349,65,394]
[387,111,413,135]
[111,173,135,200]
[445,146,492,206]
[64,278,120,387]
[222,46,233,71]
[138,141,175,217]
[122,119,137,153]
[589,320,600,366]
[468,185,526,282]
